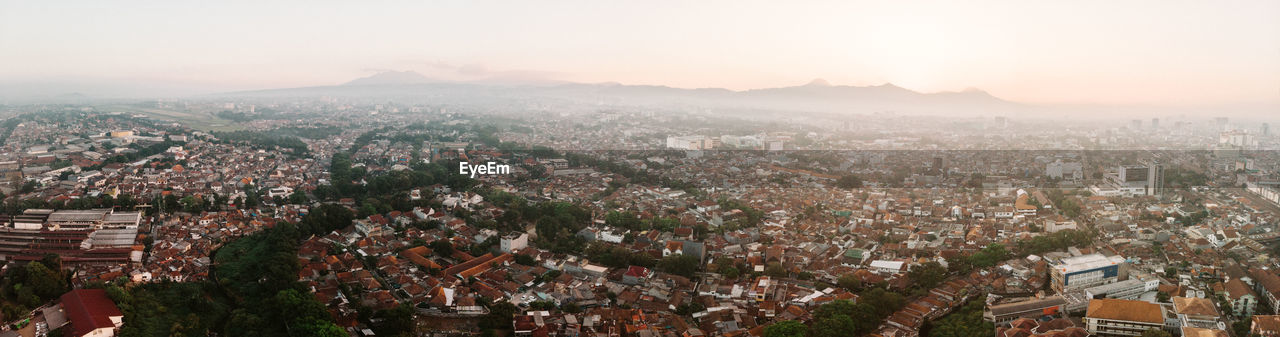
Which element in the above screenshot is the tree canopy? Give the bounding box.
[763,320,807,337]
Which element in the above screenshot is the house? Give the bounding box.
[1249,269,1280,314]
[1252,316,1280,336]
[1172,297,1222,330]
[622,266,654,285]
[60,289,124,337]
[663,241,684,257]
[1224,278,1258,316]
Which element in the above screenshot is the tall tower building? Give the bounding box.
[1146,161,1164,197]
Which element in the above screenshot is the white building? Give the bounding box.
[1085,299,1170,337]
[1046,160,1084,181]
[869,260,906,274]
[1248,182,1280,206]
[666,136,712,150]
[1051,254,1126,293]
[500,233,529,253]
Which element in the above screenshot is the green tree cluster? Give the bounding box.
[808,289,906,336]
[924,296,993,337]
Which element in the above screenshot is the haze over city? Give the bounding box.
[3,0,1279,110]
[2,2,1280,337]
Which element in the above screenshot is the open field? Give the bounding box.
[99,104,245,131]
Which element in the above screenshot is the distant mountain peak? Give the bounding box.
[875,82,904,90]
[804,78,832,87]
[343,70,434,86]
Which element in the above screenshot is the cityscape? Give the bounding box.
[0,1,1278,337]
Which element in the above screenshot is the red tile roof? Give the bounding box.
[61,289,123,337]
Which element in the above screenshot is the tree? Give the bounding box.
[288,191,309,205]
[294,319,346,337]
[763,320,807,337]
[657,254,701,278]
[837,274,862,292]
[163,194,181,213]
[675,302,705,316]
[968,244,1011,267]
[481,302,518,330]
[371,304,415,336]
[1233,320,1252,337]
[835,175,863,189]
[722,266,740,279]
[907,261,948,291]
[19,180,38,194]
[430,240,454,257]
[242,184,260,209]
[359,203,378,218]
[927,296,993,337]
[765,262,787,278]
[810,315,856,337]
[812,299,857,320]
[24,261,68,300]
[270,289,342,336]
[181,195,204,213]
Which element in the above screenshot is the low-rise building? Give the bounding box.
[984,296,1066,324]
[1050,254,1126,293]
[1252,315,1280,337]
[1084,299,1168,337]
[60,289,124,337]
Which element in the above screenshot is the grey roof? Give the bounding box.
[105,212,142,224]
[989,296,1067,316]
[88,227,139,247]
[47,209,109,222]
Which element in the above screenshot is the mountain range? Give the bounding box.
[223,71,1022,117]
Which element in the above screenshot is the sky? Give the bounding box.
[2,0,1278,106]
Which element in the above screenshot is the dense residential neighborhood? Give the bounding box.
[0,101,1273,337]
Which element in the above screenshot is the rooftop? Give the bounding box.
[1054,254,1124,274]
[1182,327,1229,337]
[1086,299,1163,324]
[1173,297,1219,317]
[60,289,123,337]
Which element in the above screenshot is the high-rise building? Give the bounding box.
[1105,163,1163,197]
[1146,161,1165,197]
[1118,165,1149,183]
[1151,118,1159,130]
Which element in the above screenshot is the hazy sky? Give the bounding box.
[2,0,1278,105]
